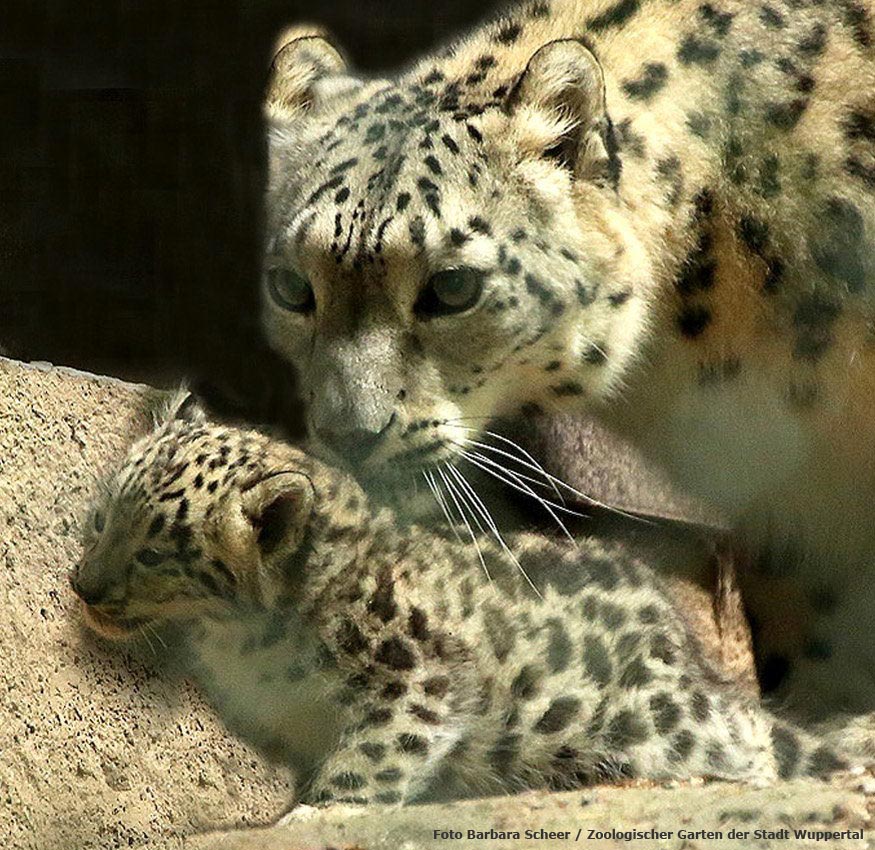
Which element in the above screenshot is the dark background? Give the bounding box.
[0,0,500,427]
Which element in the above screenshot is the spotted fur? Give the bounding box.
[73,402,853,806]
[261,0,875,721]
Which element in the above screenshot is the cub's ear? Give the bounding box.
[241,471,314,603]
[242,471,314,557]
[509,39,615,184]
[266,30,350,120]
[158,389,206,427]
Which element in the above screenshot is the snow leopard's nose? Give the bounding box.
[69,567,116,606]
[315,413,396,463]
[310,329,403,464]
[70,560,123,605]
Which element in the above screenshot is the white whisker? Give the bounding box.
[468,444,590,519]
[449,444,577,543]
[444,435,562,497]
[440,466,489,542]
[464,426,566,504]
[446,465,541,598]
[145,622,168,651]
[138,625,156,656]
[452,433,649,525]
[489,466,551,492]
[423,469,465,545]
[438,466,492,584]
[453,444,588,519]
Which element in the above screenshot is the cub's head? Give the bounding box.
[71,393,369,640]
[262,29,652,499]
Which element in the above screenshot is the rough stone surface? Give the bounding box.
[1,358,868,850]
[0,359,293,850]
[521,414,726,528]
[187,779,871,850]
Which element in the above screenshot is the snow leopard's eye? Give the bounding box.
[93,510,105,533]
[266,267,315,313]
[135,548,166,567]
[415,268,485,318]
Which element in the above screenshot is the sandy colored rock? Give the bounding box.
[1,357,868,850]
[0,359,293,850]
[186,778,871,850]
[520,413,726,529]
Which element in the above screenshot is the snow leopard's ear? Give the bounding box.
[266,29,351,120]
[240,471,315,606]
[509,39,616,185]
[156,388,206,427]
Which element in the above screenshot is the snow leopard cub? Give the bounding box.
[72,395,849,806]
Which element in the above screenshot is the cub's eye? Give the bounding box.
[415,268,485,318]
[93,511,105,533]
[136,548,166,566]
[266,267,315,313]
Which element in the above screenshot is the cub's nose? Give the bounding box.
[69,572,111,606]
[314,413,396,464]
